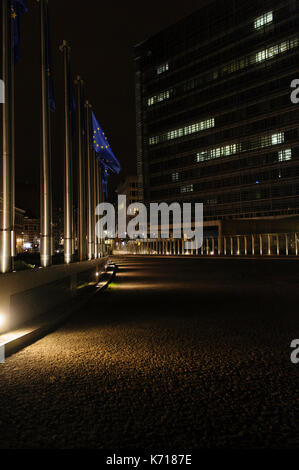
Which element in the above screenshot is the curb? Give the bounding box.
[0,264,117,360]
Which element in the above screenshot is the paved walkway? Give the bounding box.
[1,256,299,449]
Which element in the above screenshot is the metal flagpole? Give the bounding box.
[39,0,52,268]
[11,57,16,262]
[0,0,13,273]
[96,159,101,257]
[60,40,73,265]
[85,101,94,260]
[93,151,98,259]
[98,163,104,257]
[75,76,86,261]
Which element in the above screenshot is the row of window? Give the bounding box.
[150,142,299,182]
[167,149,291,187]
[150,36,298,112]
[153,156,292,194]
[152,173,299,200]
[255,38,298,63]
[194,133,285,164]
[154,10,274,79]
[149,118,215,145]
[147,89,172,107]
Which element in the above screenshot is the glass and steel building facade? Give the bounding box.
[135,0,299,229]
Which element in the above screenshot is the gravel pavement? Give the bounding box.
[1,256,299,449]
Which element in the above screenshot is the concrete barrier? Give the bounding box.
[0,258,108,332]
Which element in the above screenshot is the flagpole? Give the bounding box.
[0,0,13,273]
[75,76,86,261]
[85,101,94,260]
[96,162,100,257]
[93,151,98,259]
[98,163,103,257]
[11,45,16,262]
[60,40,73,265]
[39,0,52,268]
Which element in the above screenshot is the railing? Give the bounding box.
[117,233,299,257]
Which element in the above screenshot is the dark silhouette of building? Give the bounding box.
[135,0,299,235]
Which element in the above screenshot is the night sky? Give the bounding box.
[14,0,210,215]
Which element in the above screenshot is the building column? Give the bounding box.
[224,237,227,256]
[276,234,280,256]
[244,236,247,256]
[259,235,263,256]
[252,235,255,256]
[237,236,240,256]
[230,237,233,256]
[218,237,222,256]
[285,234,289,256]
[267,234,271,256]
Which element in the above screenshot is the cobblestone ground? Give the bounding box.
[1,256,299,449]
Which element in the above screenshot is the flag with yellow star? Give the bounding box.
[91,111,121,175]
[12,0,28,64]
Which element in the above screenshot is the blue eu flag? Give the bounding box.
[92,112,121,175]
[12,0,28,64]
[101,165,110,199]
[46,14,55,112]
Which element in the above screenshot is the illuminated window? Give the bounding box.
[181,185,193,194]
[157,63,169,75]
[196,144,239,162]
[149,136,159,145]
[278,149,292,161]
[147,89,172,107]
[172,172,179,182]
[255,38,299,63]
[271,133,284,145]
[149,118,215,145]
[261,132,284,148]
[254,11,273,30]
[195,133,285,163]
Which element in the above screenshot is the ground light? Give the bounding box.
[0,312,7,329]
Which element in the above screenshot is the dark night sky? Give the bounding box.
[14,0,211,215]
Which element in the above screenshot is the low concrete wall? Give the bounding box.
[0,258,108,332]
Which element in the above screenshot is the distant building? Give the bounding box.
[53,207,64,251]
[135,0,299,236]
[23,215,40,251]
[116,176,139,240]
[117,176,139,207]
[15,207,26,254]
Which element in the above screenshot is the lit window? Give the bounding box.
[260,133,285,148]
[254,11,273,30]
[157,63,169,75]
[172,172,179,182]
[278,149,292,162]
[149,136,159,145]
[271,133,284,145]
[147,89,172,107]
[149,118,215,145]
[255,38,299,64]
[196,143,239,163]
[181,185,193,194]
